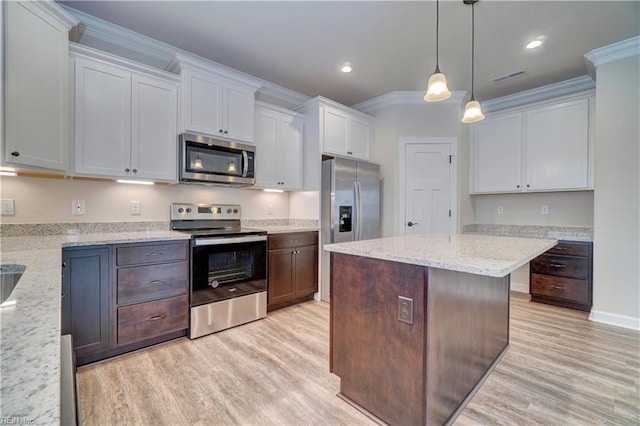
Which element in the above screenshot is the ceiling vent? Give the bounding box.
[491,70,526,83]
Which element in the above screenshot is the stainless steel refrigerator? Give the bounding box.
[321,157,381,302]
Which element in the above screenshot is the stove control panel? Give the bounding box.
[171,203,241,220]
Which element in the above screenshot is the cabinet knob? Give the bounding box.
[526,184,530,188]
[224,130,228,134]
[125,168,130,173]
[347,151,353,155]
[516,185,520,188]
[132,169,138,173]
[10,151,19,157]
[219,129,224,133]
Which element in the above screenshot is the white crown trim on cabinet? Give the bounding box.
[584,36,640,79]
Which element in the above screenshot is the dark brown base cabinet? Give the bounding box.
[267,232,318,311]
[62,240,189,365]
[530,240,593,312]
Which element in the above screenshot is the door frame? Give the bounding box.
[398,136,458,236]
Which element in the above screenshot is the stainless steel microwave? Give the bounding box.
[179,133,255,187]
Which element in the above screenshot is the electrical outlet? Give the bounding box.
[1,199,15,215]
[497,206,504,215]
[267,204,274,216]
[72,200,85,215]
[130,200,141,216]
[541,205,549,215]
[398,296,413,324]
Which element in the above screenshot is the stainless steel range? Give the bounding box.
[171,203,267,338]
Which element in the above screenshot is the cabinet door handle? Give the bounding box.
[549,263,566,268]
[145,252,164,257]
[147,279,168,285]
[553,247,567,251]
[551,285,567,290]
[10,151,19,157]
[347,151,353,155]
[148,314,166,321]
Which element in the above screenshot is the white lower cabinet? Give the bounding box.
[254,103,303,191]
[73,49,179,182]
[470,94,593,194]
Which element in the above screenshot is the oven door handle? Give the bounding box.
[194,235,267,246]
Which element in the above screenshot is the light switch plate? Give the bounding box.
[398,296,413,324]
[130,200,141,215]
[1,199,14,215]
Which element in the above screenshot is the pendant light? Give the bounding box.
[424,0,451,102]
[461,0,485,123]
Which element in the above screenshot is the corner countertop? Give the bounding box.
[323,234,557,278]
[463,224,593,242]
[246,225,319,234]
[0,231,190,424]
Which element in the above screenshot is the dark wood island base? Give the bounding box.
[330,253,511,425]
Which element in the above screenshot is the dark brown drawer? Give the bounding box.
[530,254,589,280]
[117,261,188,306]
[117,295,188,346]
[268,231,318,250]
[116,241,188,266]
[531,274,589,304]
[547,241,591,257]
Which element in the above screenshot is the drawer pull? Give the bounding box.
[147,279,168,285]
[145,252,164,257]
[148,314,166,321]
[554,247,567,251]
[549,263,566,268]
[551,285,567,290]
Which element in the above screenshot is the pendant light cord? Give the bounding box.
[436,0,440,66]
[471,1,475,98]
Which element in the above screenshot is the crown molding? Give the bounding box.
[31,1,79,30]
[295,96,375,119]
[60,4,309,107]
[352,91,467,114]
[480,76,595,114]
[69,43,180,83]
[584,36,640,79]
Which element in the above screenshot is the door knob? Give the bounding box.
[407,221,419,227]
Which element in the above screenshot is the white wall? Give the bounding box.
[369,102,471,237]
[289,191,320,219]
[0,176,290,223]
[473,191,594,227]
[591,54,640,329]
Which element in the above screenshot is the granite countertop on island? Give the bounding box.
[0,230,190,424]
[324,233,557,278]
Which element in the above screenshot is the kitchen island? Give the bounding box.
[324,234,556,426]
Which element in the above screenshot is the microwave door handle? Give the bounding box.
[242,151,248,177]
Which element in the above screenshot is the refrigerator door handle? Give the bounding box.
[354,181,362,241]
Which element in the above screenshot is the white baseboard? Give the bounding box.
[589,309,640,331]
[510,282,529,293]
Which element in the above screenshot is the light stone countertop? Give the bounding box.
[0,231,190,424]
[246,225,319,234]
[323,234,557,278]
[463,224,593,242]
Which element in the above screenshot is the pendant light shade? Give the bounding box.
[462,96,485,123]
[424,0,451,102]
[462,0,484,123]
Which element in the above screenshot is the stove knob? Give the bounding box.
[178,208,184,213]
[186,208,192,213]
[227,208,232,213]
[233,208,238,213]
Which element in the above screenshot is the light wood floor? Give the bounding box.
[78,295,640,425]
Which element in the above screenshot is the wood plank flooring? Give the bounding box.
[78,295,640,425]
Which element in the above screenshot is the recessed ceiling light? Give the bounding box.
[526,40,543,49]
[341,64,352,73]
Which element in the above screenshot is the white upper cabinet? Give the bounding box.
[321,103,371,160]
[73,48,179,182]
[525,98,590,191]
[170,57,260,143]
[254,103,303,191]
[470,113,523,193]
[470,93,594,194]
[4,1,78,172]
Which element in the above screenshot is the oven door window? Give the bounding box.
[191,241,266,306]
[186,141,243,177]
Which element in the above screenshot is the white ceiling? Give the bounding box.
[58,1,640,107]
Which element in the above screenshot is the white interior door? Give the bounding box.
[402,141,454,236]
